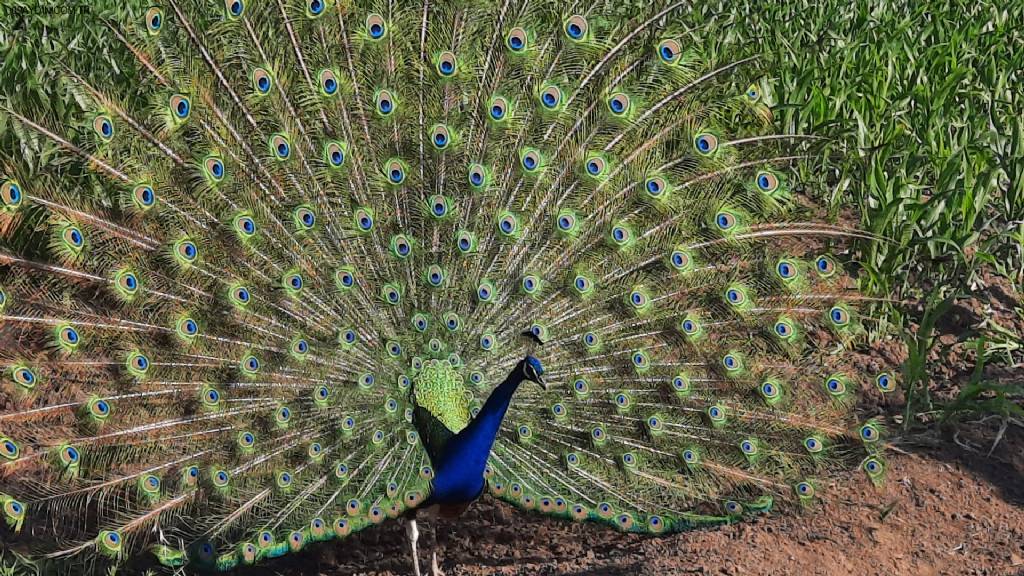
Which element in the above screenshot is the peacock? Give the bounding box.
[0,0,895,574]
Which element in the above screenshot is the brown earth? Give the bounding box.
[239,277,1024,576]
[245,428,1023,576]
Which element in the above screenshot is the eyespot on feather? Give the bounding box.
[564,15,588,40]
[506,27,528,52]
[366,14,386,39]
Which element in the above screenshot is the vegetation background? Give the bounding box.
[1,0,1021,573]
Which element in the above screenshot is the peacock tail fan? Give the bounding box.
[0,0,893,571]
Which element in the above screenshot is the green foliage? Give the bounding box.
[942,338,1024,431]
[6,0,1018,421]
[682,0,1024,421]
[0,1,143,169]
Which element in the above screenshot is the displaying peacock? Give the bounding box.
[0,0,895,573]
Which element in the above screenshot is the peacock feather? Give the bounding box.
[0,0,893,572]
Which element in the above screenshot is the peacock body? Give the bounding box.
[0,0,892,572]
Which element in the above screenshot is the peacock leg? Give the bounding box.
[431,551,444,576]
[405,517,422,576]
[430,521,445,576]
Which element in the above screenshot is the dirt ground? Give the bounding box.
[242,276,1024,576]
[245,426,1023,576]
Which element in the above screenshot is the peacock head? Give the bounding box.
[520,356,547,390]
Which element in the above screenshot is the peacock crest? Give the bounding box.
[0,0,891,572]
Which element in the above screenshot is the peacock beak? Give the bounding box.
[535,373,548,390]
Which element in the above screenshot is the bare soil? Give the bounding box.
[243,426,1023,576]
[243,277,1024,576]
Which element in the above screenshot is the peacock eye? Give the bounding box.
[93,115,114,140]
[507,27,527,52]
[715,211,737,231]
[477,280,494,302]
[60,225,84,251]
[429,195,450,217]
[235,214,257,237]
[337,269,355,288]
[437,51,457,76]
[133,184,156,208]
[863,458,884,476]
[645,176,668,198]
[253,67,273,94]
[498,213,519,236]
[564,15,588,40]
[488,96,508,121]
[271,134,291,160]
[756,171,779,193]
[430,125,451,149]
[413,314,428,331]
[726,288,745,305]
[607,93,630,115]
[169,95,191,119]
[694,133,718,155]
[804,437,822,453]
[385,160,404,185]
[145,7,163,33]
[658,39,681,63]
[376,90,396,116]
[825,376,846,395]
[468,164,487,188]
[1,438,19,460]
[319,140,345,169]
[540,85,562,109]
[776,260,797,280]
[573,274,593,294]
[225,0,244,18]
[859,423,879,442]
[829,305,850,326]
[354,208,374,231]
[2,180,23,210]
[815,255,837,276]
[366,14,386,39]
[319,69,339,96]
[774,321,793,338]
[230,285,250,306]
[117,271,140,295]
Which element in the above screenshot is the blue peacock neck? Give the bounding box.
[427,363,526,505]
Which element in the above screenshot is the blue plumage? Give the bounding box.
[425,357,544,507]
